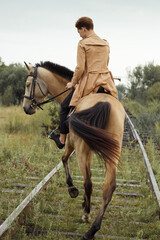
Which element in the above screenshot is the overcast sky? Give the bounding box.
[0,0,160,85]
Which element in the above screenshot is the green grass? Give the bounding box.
[0,105,63,226]
[0,105,160,240]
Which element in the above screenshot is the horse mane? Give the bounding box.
[37,61,74,81]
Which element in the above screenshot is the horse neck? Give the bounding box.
[38,67,70,104]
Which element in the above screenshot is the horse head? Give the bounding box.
[23,62,48,115]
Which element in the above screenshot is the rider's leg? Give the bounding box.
[49,89,75,148]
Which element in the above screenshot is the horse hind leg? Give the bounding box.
[62,137,79,198]
[83,162,117,240]
[76,146,93,223]
[82,163,93,223]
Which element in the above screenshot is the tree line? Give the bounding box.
[121,61,160,145]
[0,57,160,106]
[0,58,27,105]
[116,62,160,102]
[127,62,160,102]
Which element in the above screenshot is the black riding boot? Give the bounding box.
[48,131,65,149]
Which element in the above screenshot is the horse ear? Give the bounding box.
[24,61,30,70]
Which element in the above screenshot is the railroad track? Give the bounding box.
[0,112,160,239]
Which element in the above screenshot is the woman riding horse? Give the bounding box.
[23,60,125,240]
[23,16,125,240]
[49,17,118,149]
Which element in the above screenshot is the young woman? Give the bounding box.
[49,17,118,148]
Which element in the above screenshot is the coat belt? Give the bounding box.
[88,70,109,74]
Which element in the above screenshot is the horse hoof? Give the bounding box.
[68,186,79,198]
[82,213,91,223]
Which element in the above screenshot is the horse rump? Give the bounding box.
[69,102,120,165]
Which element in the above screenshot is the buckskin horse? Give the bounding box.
[23,61,125,240]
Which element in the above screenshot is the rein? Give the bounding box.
[36,89,70,109]
[24,65,70,110]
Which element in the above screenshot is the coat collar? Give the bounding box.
[81,32,109,46]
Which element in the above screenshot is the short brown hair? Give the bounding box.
[75,17,94,30]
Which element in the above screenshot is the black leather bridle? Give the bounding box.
[24,65,45,110]
[24,65,70,110]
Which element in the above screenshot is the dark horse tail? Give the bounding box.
[69,102,120,165]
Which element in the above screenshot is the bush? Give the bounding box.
[41,102,60,135]
[0,63,27,105]
[48,102,60,130]
[136,111,160,135]
[122,99,145,117]
[123,99,160,144]
[147,82,160,101]
[2,85,14,106]
[155,122,160,145]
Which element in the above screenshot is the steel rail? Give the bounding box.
[126,112,160,209]
[0,160,64,237]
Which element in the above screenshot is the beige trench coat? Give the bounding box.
[70,32,118,106]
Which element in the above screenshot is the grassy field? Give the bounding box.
[0,105,63,228]
[1,105,160,240]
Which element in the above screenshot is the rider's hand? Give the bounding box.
[66,82,73,89]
